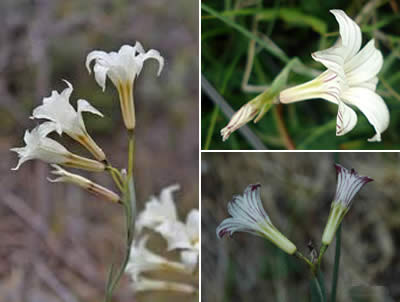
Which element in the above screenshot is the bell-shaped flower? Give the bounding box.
[322,164,373,245]
[131,277,197,294]
[135,184,180,232]
[48,165,120,203]
[86,42,164,130]
[125,236,190,282]
[31,80,105,161]
[216,184,297,255]
[279,9,389,142]
[11,123,105,172]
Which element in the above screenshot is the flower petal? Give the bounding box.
[77,99,103,131]
[139,49,164,76]
[357,76,378,91]
[93,64,109,91]
[345,39,383,86]
[342,87,389,141]
[311,44,346,77]
[330,9,362,60]
[336,100,358,137]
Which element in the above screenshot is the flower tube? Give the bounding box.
[216,184,296,255]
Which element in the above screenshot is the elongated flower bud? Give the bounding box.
[48,165,119,203]
[216,184,296,255]
[321,164,373,245]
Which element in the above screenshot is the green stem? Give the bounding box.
[330,223,341,302]
[295,251,314,270]
[317,244,328,268]
[128,130,135,178]
[311,276,325,302]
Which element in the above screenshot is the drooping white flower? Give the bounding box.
[31,80,105,161]
[48,164,119,203]
[125,236,189,282]
[11,123,105,172]
[216,184,297,255]
[86,42,164,130]
[322,164,373,245]
[279,9,389,142]
[132,277,197,294]
[135,184,180,232]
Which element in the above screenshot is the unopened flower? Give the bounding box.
[216,184,297,255]
[31,80,105,161]
[279,9,389,142]
[11,123,105,172]
[125,236,189,282]
[86,42,164,130]
[136,184,180,232]
[221,90,277,141]
[132,277,197,294]
[322,164,373,245]
[48,165,119,203]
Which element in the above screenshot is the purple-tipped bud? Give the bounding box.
[334,163,373,208]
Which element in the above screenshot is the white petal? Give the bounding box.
[330,9,362,60]
[135,184,179,232]
[77,99,103,131]
[342,87,389,142]
[180,250,198,272]
[336,100,358,136]
[185,209,199,243]
[85,50,108,73]
[156,221,191,250]
[93,64,109,91]
[139,49,164,76]
[312,44,346,77]
[345,39,383,86]
[357,76,379,91]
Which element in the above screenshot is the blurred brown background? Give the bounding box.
[0,0,198,301]
[202,152,400,302]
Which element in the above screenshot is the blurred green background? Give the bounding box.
[0,0,198,301]
[202,152,400,302]
[201,0,400,150]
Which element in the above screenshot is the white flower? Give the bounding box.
[135,185,199,272]
[86,42,164,130]
[48,164,119,203]
[126,236,189,282]
[132,277,197,294]
[279,9,389,142]
[31,80,105,161]
[156,209,199,272]
[135,184,180,232]
[11,123,105,172]
[216,184,297,255]
[322,164,373,245]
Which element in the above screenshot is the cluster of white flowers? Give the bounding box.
[11,43,163,203]
[126,185,199,294]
